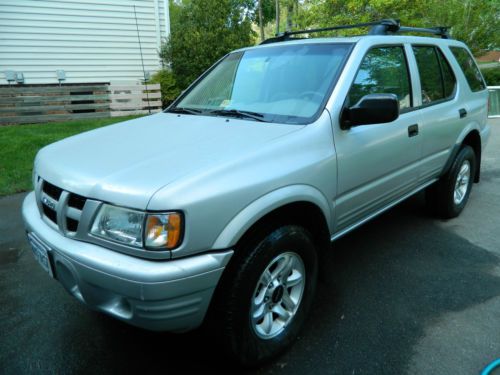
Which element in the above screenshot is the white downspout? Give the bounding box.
[163,0,171,39]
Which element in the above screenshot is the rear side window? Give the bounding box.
[450,46,486,92]
[412,46,456,105]
[348,46,411,110]
[438,51,456,98]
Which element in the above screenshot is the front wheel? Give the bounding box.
[212,225,318,366]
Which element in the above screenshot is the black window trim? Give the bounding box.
[410,44,458,110]
[340,43,414,125]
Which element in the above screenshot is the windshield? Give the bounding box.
[171,43,353,124]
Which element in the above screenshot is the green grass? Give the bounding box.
[0,115,142,197]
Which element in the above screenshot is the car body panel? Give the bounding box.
[24,34,490,332]
[35,113,303,210]
[148,111,337,257]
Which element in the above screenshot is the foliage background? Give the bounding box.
[154,0,499,106]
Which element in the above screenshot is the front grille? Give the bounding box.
[37,180,88,235]
[42,181,63,200]
[68,193,86,210]
[66,217,79,232]
[42,204,57,224]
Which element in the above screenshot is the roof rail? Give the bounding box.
[261,19,450,44]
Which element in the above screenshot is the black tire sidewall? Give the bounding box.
[224,225,318,366]
[442,145,476,218]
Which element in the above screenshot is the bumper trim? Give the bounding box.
[22,192,233,332]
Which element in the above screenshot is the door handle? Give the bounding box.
[459,108,467,118]
[408,124,419,137]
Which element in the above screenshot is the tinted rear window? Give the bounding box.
[437,50,456,98]
[450,47,486,92]
[412,46,456,105]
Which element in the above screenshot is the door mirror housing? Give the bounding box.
[341,93,400,129]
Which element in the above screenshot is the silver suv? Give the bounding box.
[23,20,490,365]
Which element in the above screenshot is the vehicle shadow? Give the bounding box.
[53,193,500,374]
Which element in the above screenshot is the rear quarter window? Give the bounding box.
[449,46,486,92]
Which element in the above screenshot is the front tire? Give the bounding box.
[213,225,318,366]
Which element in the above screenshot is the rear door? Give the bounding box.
[333,45,422,232]
[409,44,461,183]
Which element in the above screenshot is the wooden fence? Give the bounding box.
[0,83,162,125]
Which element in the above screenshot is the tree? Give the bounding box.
[258,0,265,41]
[255,0,277,41]
[296,0,499,53]
[424,0,499,53]
[161,0,256,89]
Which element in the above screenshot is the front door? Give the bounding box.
[333,45,422,232]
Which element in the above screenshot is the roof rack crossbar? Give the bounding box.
[261,19,450,44]
[261,19,399,44]
[397,26,450,38]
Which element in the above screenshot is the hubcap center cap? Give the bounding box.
[272,285,284,303]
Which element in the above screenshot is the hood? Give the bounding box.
[36,113,302,209]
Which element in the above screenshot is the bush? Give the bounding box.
[161,0,255,90]
[481,67,500,86]
[149,69,182,108]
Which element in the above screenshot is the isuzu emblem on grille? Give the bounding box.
[42,196,56,210]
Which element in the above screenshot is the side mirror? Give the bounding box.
[341,93,400,129]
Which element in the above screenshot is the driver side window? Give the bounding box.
[348,46,412,111]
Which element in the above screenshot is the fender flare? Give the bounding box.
[441,122,481,178]
[212,185,333,249]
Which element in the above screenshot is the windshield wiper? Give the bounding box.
[207,109,268,122]
[167,107,204,115]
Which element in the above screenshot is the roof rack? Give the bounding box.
[261,19,450,44]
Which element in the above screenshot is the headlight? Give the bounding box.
[91,204,145,247]
[90,204,183,250]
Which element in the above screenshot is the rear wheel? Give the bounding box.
[211,225,318,366]
[426,145,476,219]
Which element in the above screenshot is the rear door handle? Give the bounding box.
[459,108,467,118]
[408,124,419,137]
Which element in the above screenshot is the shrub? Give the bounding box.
[149,69,182,108]
[481,67,500,86]
[160,0,255,90]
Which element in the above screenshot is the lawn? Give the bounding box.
[0,115,142,197]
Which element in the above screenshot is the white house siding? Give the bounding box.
[0,0,170,85]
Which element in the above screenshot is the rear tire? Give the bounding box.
[210,225,318,367]
[426,145,476,219]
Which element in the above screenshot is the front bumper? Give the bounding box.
[22,192,233,332]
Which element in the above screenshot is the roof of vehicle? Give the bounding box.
[236,34,466,54]
[236,19,467,53]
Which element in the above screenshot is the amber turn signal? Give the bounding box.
[144,213,182,249]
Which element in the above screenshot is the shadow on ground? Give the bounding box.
[1,194,499,374]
